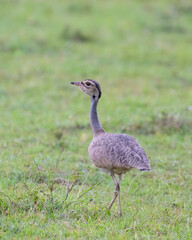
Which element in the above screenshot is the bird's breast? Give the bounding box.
[88,141,112,168]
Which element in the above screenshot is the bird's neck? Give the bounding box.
[91,98,105,136]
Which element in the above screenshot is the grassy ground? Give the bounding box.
[0,0,192,239]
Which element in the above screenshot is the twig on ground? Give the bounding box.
[62,179,79,205]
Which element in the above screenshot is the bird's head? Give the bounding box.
[71,79,102,100]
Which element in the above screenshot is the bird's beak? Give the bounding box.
[71,81,81,86]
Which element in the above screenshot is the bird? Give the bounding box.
[71,79,151,216]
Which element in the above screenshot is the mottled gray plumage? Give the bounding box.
[89,133,151,174]
[71,79,151,216]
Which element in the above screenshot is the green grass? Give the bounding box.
[0,0,192,239]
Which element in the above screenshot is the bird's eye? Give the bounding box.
[85,82,91,86]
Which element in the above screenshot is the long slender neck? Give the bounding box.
[91,97,105,136]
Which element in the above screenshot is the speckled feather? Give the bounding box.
[89,133,151,174]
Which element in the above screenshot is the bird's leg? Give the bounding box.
[118,174,123,217]
[108,174,119,211]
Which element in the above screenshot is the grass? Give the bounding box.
[0,0,192,239]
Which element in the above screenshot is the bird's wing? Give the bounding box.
[108,134,151,170]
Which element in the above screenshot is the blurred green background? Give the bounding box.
[0,0,192,239]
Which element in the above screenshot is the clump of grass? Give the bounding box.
[122,112,192,135]
[54,123,90,137]
[0,162,100,219]
[61,26,95,42]
[67,3,92,13]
